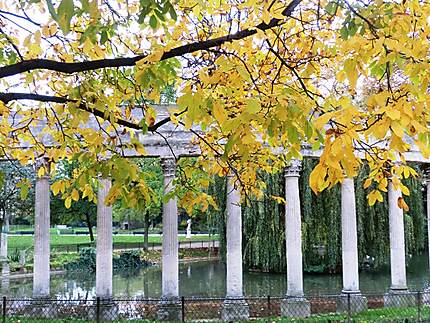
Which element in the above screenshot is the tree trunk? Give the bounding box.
[143,210,149,251]
[85,213,94,242]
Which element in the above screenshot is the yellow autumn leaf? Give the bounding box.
[397,197,409,212]
[71,188,79,201]
[38,167,45,177]
[386,109,401,120]
[363,178,372,189]
[344,58,358,88]
[65,197,72,209]
[400,184,410,196]
[213,103,227,123]
[51,181,62,196]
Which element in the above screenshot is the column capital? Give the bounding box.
[284,159,302,177]
[161,157,176,177]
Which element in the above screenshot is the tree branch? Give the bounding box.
[0,0,302,78]
[0,92,186,132]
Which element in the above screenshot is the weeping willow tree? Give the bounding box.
[301,159,342,273]
[242,172,286,272]
[213,158,427,273]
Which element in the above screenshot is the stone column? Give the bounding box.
[337,177,367,313]
[281,159,310,317]
[384,176,414,307]
[96,178,113,299]
[221,173,249,321]
[1,214,9,277]
[95,178,118,320]
[158,157,181,320]
[33,160,50,298]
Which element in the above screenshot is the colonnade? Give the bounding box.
[29,157,428,319]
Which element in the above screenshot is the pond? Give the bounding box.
[3,254,429,299]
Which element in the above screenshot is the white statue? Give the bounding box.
[186,218,192,239]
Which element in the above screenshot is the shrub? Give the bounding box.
[64,247,96,272]
[65,248,150,272]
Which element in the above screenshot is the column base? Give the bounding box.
[94,298,118,321]
[384,288,415,308]
[280,296,311,318]
[221,298,249,321]
[336,291,367,313]
[157,297,182,321]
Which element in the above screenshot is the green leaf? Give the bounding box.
[154,9,165,21]
[169,5,176,20]
[348,21,358,37]
[224,135,235,156]
[100,30,108,44]
[287,125,299,144]
[304,120,313,139]
[0,171,4,189]
[325,1,338,15]
[246,98,261,114]
[81,0,90,12]
[46,0,58,20]
[20,184,29,200]
[149,15,158,29]
[138,11,146,24]
[140,0,152,6]
[57,0,74,34]
[340,25,349,40]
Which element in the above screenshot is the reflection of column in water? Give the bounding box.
[187,264,191,277]
[66,279,74,292]
[126,274,130,297]
[1,277,9,295]
[143,269,149,298]
[1,262,9,295]
[208,262,214,280]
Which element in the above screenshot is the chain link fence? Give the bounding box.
[0,290,429,322]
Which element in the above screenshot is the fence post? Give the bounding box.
[2,296,6,323]
[181,296,185,322]
[267,295,271,313]
[417,292,421,321]
[96,296,100,323]
[347,293,351,322]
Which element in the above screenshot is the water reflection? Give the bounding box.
[3,253,430,299]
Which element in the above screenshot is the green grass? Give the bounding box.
[5,320,151,323]
[7,234,218,250]
[4,306,430,322]
[247,306,430,322]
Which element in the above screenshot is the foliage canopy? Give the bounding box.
[0,0,428,209]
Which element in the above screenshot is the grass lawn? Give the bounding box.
[248,306,430,322]
[4,306,430,322]
[7,234,218,250]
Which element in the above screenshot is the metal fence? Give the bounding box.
[1,290,430,322]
